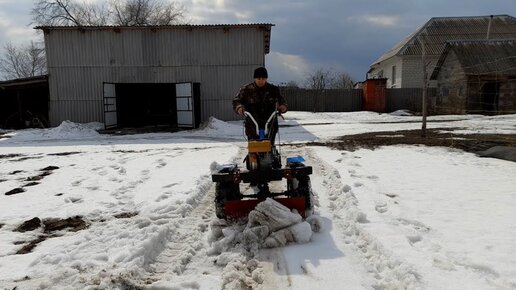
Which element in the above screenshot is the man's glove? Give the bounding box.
[235,105,245,115]
[277,104,288,114]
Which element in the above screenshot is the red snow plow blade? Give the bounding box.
[224,197,306,219]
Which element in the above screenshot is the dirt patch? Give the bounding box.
[16,236,48,255]
[20,168,57,186]
[0,179,6,183]
[5,187,25,196]
[43,216,88,233]
[13,156,44,162]
[0,153,22,159]
[113,149,152,154]
[13,216,89,254]
[26,175,44,181]
[39,171,53,177]
[47,152,81,156]
[114,212,139,219]
[15,217,41,232]
[308,129,516,154]
[9,170,24,175]
[24,182,40,187]
[0,223,4,229]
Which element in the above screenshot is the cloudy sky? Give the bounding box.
[1,0,515,84]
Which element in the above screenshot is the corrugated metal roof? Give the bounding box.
[35,24,274,54]
[0,75,48,88]
[431,39,516,78]
[35,23,274,29]
[372,15,516,66]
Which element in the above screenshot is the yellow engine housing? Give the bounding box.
[248,140,272,153]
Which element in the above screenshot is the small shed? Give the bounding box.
[0,75,49,129]
[36,24,273,128]
[362,78,387,112]
[431,39,516,114]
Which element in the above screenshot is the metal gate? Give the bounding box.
[176,83,195,128]
[103,83,117,129]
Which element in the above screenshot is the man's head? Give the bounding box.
[253,67,268,87]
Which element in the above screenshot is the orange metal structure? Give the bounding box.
[362,78,387,112]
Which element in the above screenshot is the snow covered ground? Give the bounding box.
[0,112,515,289]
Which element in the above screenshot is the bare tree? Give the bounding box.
[330,71,355,89]
[32,0,188,27]
[32,0,99,26]
[304,68,334,112]
[284,80,299,89]
[0,42,47,80]
[111,0,187,25]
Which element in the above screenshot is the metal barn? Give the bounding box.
[36,24,273,128]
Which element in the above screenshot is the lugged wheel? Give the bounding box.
[288,175,314,216]
[215,182,240,219]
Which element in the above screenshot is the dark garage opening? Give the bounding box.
[116,83,177,128]
[481,81,500,114]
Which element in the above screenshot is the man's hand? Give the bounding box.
[236,106,246,115]
[277,104,288,114]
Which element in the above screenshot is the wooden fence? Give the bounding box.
[281,87,433,113]
[386,88,436,113]
[281,88,363,112]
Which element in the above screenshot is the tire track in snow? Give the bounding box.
[302,146,424,289]
[139,148,249,285]
[251,145,324,288]
[144,184,216,279]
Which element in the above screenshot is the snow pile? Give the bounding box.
[210,199,322,256]
[5,121,103,142]
[388,109,413,116]
[198,117,242,135]
[221,257,264,290]
[208,199,323,289]
[244,199,313,250]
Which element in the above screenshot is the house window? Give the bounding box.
[391,66,396,87]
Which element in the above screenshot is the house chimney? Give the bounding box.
[486,15,493,40]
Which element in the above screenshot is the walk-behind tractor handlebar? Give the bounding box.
[243,111,280,140]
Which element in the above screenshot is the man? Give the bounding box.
[232,67,288,144]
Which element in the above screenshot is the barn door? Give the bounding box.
[103,83,117,129]
[176,83,195,128]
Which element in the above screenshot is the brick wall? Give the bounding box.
[498,79,516,113]
[434,50,468,114]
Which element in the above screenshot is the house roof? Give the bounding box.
[430,39,516,79]
[0,75,48,89]
[371,15,516,67]
[35,23,275,53]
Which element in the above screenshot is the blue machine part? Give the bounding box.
[259,129,265,139]
[220,164,238,172]
[287,155,305,163]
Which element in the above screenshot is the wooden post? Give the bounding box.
[420,36,428,137]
